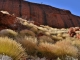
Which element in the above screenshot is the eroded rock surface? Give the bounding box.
[0,11,17,30]
[0,0,80,28]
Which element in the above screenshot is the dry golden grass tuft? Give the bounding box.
[37,40,78,59]
[19,29,35,37]
[51,35,63,41]
[72,40,80,47]
[0,29,18,38]
[72,40,80,59]
[39,36,54,43]
[55,40,78,57]
[0,37,26,60]
[30,27,38,34]
[37,42,59,59]
[16,36,38,56]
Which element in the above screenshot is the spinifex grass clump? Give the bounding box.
[0,37,27,60]
[39,36,54,43]
[0,29,18,38]
[72,40,80,60]
[37,42,59,59]
[55,40,78,59]
[16,36,38,56]
[19,29,35,37]
[37,40,78,60]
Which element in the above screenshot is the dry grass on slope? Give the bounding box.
[16,36,38,56]
[0,37,26,60]
[55,40,78,57]
[37,40,78,60]
[0,29,18,38]
[19,29,36,37]
[37,42,59,59]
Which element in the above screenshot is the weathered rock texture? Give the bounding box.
[0,11,30,30]
[0,11,17,30]
[0,0,80,28]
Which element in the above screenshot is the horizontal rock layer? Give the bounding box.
[0,0,80,28]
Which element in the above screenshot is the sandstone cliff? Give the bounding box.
[0,0,80,28]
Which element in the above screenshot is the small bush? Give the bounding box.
[72,40,80,60]
[30,27,38,34]
[16,36,38,56]
[0,29,18,38]
[19,29,35,37]
[39,36,54,43]
[37,42,59,59]
[0,37,26,60]
[55,40,78,58]
[51,35,63,41]
[37,40,78,59]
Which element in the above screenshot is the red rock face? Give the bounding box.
[0,0,80,28]
[0,11,29,30]
[0,11,17,30]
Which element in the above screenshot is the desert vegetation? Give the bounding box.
[0,37,26,60]
[0,11,80,60]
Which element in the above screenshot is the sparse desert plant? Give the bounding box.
[39,35,54,43]
[37,27,48,32]
[55,40,78,59]
[17,17,36,29]
[16,17,28,26]
[44,32,50,36]
[72,40,80,47]
[72,40,80,60]
[0,29,18,38]
[51,35,63,41]
[30,27,38,34]
[40,25,52,30]
[26,23,35,28]
[19,29,35,37]
[65,36,78,41]
[37,42,60,59]
[0,37,26,60]
[62,33,69,38]
[57,33,63,37]
[16,36,38,56]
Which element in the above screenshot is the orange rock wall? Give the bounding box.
[0,0,80,28]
